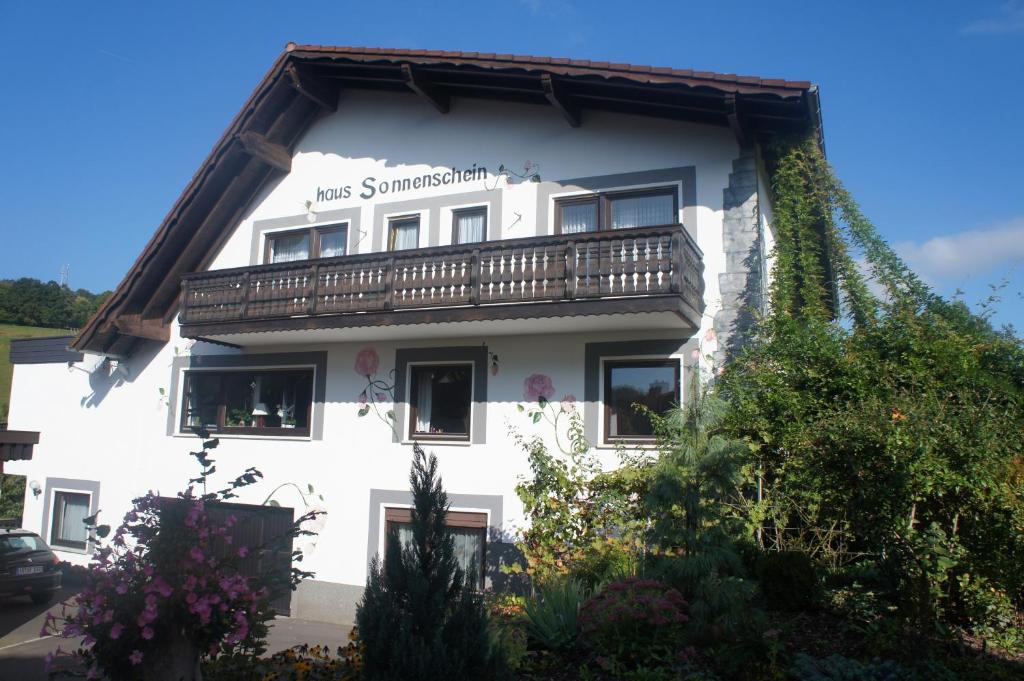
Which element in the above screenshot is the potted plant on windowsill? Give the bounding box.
[227,408,252,428]
[278,406,296,429]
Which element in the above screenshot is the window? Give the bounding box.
[388,215,421,251]
[409,364,472,441]
[264,224,348,263]
[555,187,677,234]
[452,207,487,244]
[385,507,486,589]
[603,359,680,443]
[0,533,48,553]
[181,369,314,436]
[50,491,91,550]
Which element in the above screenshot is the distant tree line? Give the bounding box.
[0,277,111,329]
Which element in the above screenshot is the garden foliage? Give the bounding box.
[43,432,321,681]
[356,444,506,681]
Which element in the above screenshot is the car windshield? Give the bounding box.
[0,534,48,553]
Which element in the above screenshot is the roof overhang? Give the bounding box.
[72,44,822,356]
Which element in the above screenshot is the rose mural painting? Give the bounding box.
[4,45,823,622]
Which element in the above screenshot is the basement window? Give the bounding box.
[409,364,472,441]
[385,507,486,589]
[50,491,91,551]
[603,359,680,443]
[181,369,314,437]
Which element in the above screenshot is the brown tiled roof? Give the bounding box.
[72,45,820,355]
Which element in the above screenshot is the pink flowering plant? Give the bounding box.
[579,577,694,673]
[42,431,323,681]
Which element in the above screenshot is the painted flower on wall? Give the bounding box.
[560,394,577,413]
[523,373,555,402]
[354,348,380,377]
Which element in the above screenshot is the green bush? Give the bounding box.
[356,445,506,681]
[523,578,587,651]
[759,551,820,611]
[579,577,693,672]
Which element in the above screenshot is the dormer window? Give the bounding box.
[555,187,678,234]
[264,224,348,263]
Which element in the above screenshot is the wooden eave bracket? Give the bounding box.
[400,64,450,114]
[541,74,580,127]
[284,63,338,111]
[111,314,171,343]
[724,94,749,148]
[236,131,292,173]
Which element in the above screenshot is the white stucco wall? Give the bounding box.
[5,90,758,615]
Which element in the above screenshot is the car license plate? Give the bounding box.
[15,565,44,576]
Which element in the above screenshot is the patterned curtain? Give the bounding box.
[610,194,674,230]
[561,202,597,234]
[270,233,310,262]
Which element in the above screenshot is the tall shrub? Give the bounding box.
[356,445,505,681]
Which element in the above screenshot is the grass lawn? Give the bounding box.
[0,323,75,423]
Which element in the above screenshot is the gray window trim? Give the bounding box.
[393,346,488,444]
[41,477,101,555]
[167,352,328,439]
[251,208,362,265]
[366,488,503,588]
[583,338,699,445]
[371,188,503,252]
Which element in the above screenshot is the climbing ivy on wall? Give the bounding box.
[720,135,1024,626]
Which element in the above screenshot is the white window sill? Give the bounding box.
[173,432,313,442]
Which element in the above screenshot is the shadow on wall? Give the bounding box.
[486,526,529,596]
[78,340,162,409]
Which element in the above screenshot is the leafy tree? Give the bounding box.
[356,444,505,681]
[720,136,1024,629]
[0,277,110,329]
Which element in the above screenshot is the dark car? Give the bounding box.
[0,529,63,604]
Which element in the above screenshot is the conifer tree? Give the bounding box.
[356,444,505,681]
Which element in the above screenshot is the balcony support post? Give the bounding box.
[566,241,577,299]
[670,232,684,294]
[470,249,481,305]
[307,265,320,315]
[384,257,395,310]
[238,272,251,319]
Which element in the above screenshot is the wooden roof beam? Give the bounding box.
[112,314,170,342]
[285,63,338,111]
[237,130,292,173]
[724,95,750,148]
[541,74,580,127]
[400,64,450,113]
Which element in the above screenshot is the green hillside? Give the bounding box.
[1,323,74,423]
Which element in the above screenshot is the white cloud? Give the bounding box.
[962,1,1024,35]
[894,217,1024,283]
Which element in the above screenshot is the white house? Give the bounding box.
[4,45,821,624]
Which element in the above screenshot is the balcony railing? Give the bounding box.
[178,224,703,333]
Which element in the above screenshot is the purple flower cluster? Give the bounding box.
[42,491,270,678]
[579,577,692,669]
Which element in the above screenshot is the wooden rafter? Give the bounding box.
[541,74,580,127]
[284,63,338,111]
[237,130,292,173]
[724,95,749,148]
[400,64,449,113]
[112,314,170,342]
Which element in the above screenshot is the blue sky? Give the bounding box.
[1,1,1022,330]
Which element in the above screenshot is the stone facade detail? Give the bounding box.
[714,149,764,366]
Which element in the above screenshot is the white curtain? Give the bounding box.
[319,230,347,258]
[561,202,597,234]
[415,371,433,433]
[456,212,485,244]
[395,523,482,588]
[392,220,420,250]
[610,194,675,230]
[58,494,89,544]
[270,233,310,262]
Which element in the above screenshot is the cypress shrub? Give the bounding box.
[356,444,505,681]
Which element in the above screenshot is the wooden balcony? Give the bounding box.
[177,224,703,340]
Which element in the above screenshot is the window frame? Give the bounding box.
[49,490,92,551]
[383,506,487,588]
[451,206,488,245]
[407,362,474,442]
[554,186,679,234]
[602,358,681,444]
[262,223,349,264]
[388,214,422,251]
[179,367,315,438]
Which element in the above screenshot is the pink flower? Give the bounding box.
[374,392,387,402]
[110,622,124,640]
[560,394,577,412]
[523,373,555,402]
[129,650,144,666]
[189,547,204,562]
[237,546,249,558]
[354,347,380,377]
[141,627,154,640]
